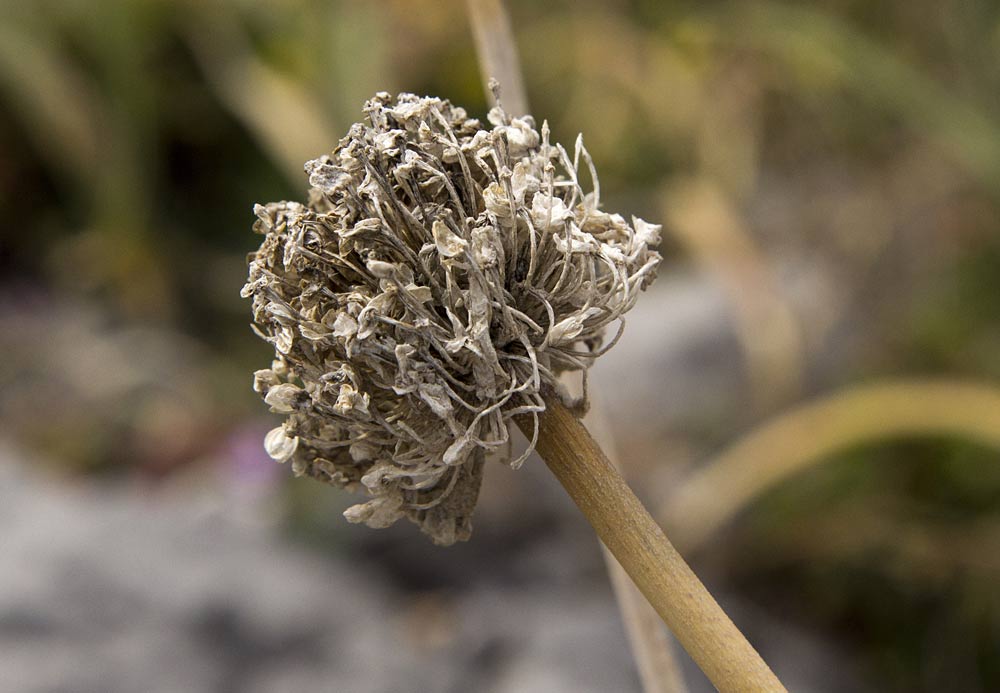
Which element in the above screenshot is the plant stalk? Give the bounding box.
[518,395,786,693]
[465,0,528,117]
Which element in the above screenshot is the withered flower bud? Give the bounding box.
[243,93,660,544]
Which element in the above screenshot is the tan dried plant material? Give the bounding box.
[243,92,660,544]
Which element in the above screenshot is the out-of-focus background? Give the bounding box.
[2,1,999,691]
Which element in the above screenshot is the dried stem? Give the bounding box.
[463,3,687,684]
[518,395,786,693]
[586,402,689,693]
[465,0,528,116]
[604,547,690,693]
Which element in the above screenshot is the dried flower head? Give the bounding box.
[243,92,660,544]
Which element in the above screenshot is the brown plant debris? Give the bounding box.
[243,92,660,544]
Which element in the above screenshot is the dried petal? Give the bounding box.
[432,220,468,258]
[264,383,306,413]
[343,496,405,529]
[264,426,298,463]
[253,369,280,394]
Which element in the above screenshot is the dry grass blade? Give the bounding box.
[662,380,1000,551]
[465,0,528,116]
[663,178,804,409]
[0,21,101,183]
[184,10,339,187]
[606,562,689,693]
[587,403,689,693]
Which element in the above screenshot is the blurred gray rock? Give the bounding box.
[0,445,641,693]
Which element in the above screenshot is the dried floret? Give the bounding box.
[243,92,660,544]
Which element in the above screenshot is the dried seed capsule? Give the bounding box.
[243,92,660,544]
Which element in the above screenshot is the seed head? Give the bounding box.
[243,92,660,544]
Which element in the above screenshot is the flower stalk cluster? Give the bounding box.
[243,92,660,544]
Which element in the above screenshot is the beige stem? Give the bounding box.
[604,546,690,693]
[586,401,689,693]
[465,0,529,117]
[519,396,785,693]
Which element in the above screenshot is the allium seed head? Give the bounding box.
[243,92,660,544]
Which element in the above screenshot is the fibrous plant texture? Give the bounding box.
[243,92,660,544]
